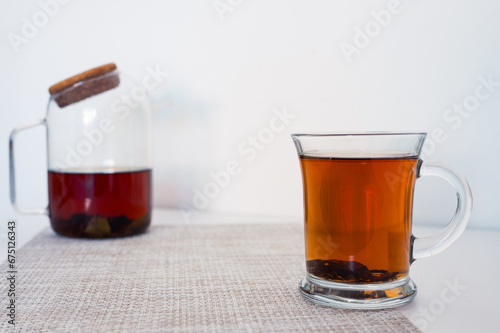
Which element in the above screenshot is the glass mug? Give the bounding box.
[292,133,472,309]
[9,63,153,238]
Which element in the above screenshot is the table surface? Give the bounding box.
[11,208,500,333]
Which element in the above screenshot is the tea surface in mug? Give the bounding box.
[300,156,418,283]
[48,168,152,238]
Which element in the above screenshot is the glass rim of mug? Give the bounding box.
[292,132,428,158]
[291,131,427,137]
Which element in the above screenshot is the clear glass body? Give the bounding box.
[47,71,152,172]
[45,71,153,238]
[292,132,472,309]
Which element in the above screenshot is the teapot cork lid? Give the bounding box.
[48,63,119,108]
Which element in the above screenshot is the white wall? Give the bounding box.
[1,0,499,229]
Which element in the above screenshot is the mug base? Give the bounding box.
[299,274,417,309]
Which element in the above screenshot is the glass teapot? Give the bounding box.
[9,63,153,238]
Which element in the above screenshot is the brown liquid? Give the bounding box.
[300,156,418,283]
[48,169,152,238]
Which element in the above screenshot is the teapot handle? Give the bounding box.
[9,119,49,215]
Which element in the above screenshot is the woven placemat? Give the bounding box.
[0,223,420,332]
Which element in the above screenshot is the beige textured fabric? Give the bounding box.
[1,223,420,332]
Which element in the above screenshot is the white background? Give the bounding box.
[1,0,499,229]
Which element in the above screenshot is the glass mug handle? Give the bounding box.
[9,119,48,215]
[412,161,473,260]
